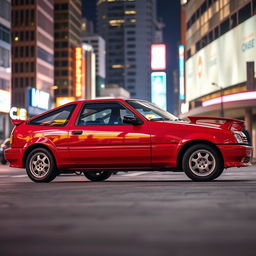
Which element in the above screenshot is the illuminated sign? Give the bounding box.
[179,45,185,100]
[0,90,11,113]
[75,46,84,98]
[185,15,256,102]
[27,88,50,115]
[202,91,256,107]
[10,107,27,120]
[151,72,167,110]
[56,97,76,107]
[151,44,166,71]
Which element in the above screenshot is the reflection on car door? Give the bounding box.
[69,102,151,168]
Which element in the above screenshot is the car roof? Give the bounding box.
[65,98,142,105]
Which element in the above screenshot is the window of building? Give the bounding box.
[196,41,201,51]
[0,24,10,43]
[20,62,24,73]
[127,51,135,55]
[127,44,135,48]
[0,78,10,90]
[0,46,9,68]
[214,26,219,40]
[0,0,11,21]
[208,30,213,43]
[25,62,29,72]
[238,3,251,24]
[220,18,229,35]
[230,13,237,28]
[253,0,256,14]
[38,47,54,64]
[31,62,34,72]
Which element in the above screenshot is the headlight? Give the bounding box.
[234,133,243,144]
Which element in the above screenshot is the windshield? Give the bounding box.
[126,100,179,121]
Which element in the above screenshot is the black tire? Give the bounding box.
[182,144,223,182]
[25,148,57,183]
[83,171,112,181]
[1,157,7,165]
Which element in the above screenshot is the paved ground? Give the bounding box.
[0,164,256,256]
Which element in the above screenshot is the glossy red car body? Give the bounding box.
[5,99,252,181]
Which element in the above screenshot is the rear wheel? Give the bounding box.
[182,144,223,181]
[26,148,57,183]
[83,171,112,181]
[1,156,7,164]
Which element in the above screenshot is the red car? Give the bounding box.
[5,99,252,183]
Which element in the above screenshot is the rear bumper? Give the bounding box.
[4,148,24,168]
[217,144,253,167]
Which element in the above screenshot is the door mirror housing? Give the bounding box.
[123,115,143,125]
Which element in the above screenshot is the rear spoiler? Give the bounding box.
[188,116,245,131]
[11,119,25,126]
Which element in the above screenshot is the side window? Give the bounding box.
[29,104,76,126]
[77,102,135,126]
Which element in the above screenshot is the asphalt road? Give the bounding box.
[0,164,256,256]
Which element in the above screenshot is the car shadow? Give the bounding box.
[51,179,256,184]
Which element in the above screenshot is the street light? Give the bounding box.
[212,82,224,117]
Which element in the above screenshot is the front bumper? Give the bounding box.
[4,148,24,168]
[217,144,253,167]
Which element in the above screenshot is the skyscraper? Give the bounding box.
[11,0,54,112]
[54,0,82,99]
[0,0,11,138]
[97,0,160,101]
[81,18,106,97]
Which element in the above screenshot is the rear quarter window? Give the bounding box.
[28,104,76,126]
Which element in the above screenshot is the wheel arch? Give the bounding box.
[177,140,224,171]
[23,144,57,168]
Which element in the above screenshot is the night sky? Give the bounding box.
[82,0,181,112]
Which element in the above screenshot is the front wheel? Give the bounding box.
[84,171,112,181]
[26,148,57,183]
[182,144,223,182]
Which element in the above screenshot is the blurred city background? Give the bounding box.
[0,0,255,156]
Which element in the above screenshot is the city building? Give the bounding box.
[180,0,256,155]
[54,0,82,100]
[0,0,11,139]
[97,0,162,101]
[81,18,106,97]
[99,84,130,98]
[74,44,96,100]
[11,0,54,118]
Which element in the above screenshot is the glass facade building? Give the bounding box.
[0,0,11,140]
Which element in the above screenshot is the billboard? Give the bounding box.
[27,88,50,115]
[74,46,85,98]
[0,90,10,113]
[151,44,166,70]
[10,107,27,120]
[185,15,256,102]
[179,45,185,100]
[151,72,167,110]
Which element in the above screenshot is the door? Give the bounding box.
[69,101,151,168]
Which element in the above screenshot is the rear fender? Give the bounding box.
[23,137,61,168]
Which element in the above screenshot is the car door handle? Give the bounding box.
[72,130,83,135]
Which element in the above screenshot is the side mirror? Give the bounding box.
[123,115,143,125]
